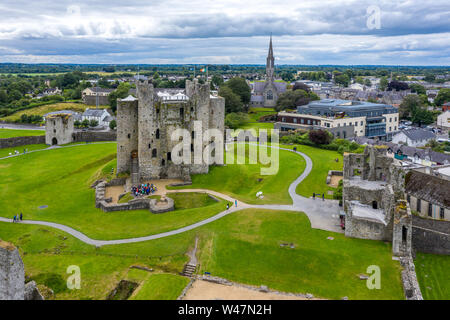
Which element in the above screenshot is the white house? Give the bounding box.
[437,111,450,129]
[392,128,436,147]
[81,108,111,127]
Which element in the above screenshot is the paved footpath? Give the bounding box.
[0,143,342,246]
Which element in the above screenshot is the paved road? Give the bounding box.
[0,123,45,131]
[0,143,342,246]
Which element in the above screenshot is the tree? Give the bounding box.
[355,76,364,85]
[280,72,295,82]
[292,82,310,92]
[409,83,426,95]
[399,95,422,119]
[81,119,90,128]
[364,78,372,87]
[411,108,434,126]
[108,82,131,112]
[379,77,388,91]
[0,89,7,103]
[74,120,81,128]
[153,72,160,80]
[275,90,319,112]
[89,119,99,127]
[308,129,332,145]
[423,74,435,83]
[218,86,243,113]
[225,112,249,129]
[387,80,409,91]
[223,77,251,105]
[334,74,350,87]
[434,88,450,106]
[211,74,224,88]
[109,119,117,130]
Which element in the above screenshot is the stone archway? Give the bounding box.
[52,137,58,145]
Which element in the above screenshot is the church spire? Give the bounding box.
[266,34,275,81]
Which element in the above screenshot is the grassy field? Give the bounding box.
[0,102,107,122]
[0,129,45,138]
[0,208,404,300]
[130,274,190,300]
[171,192,218,210]
[170,144,306,204]
[0,144,48,158]
[0,222,193,300]
[287,144,343,199]
[0,143,229,239]
[197,209,404,300]
[415,252,450,300]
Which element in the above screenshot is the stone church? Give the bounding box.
[116,79,225,184]
[250,36,287,108]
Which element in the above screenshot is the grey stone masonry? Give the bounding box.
[116,79,225,182]
[0,240,25,300]
[45,113,74,145]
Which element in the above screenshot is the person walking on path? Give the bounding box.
[313,192,315,200]
[20,213,23,221]
[13,215,16,223]
[235,200,237,207]
[322,193,325,201]
[226,203,229,210]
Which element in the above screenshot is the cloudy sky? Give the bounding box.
[0,0,449,65]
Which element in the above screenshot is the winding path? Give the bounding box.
[0,143,342,246]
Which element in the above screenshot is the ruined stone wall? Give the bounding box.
[45,115,74,145]
[117,99,138,174]
[72,131,116,143]
[0,135,45,149]
[82,95,109,106]
[412,215,450,255]
[344,215,392,241]
[0,241,25,300]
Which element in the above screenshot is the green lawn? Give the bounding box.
[0,222,192,300]
[130,274,190,300]
[197,209,404,300]
[0,128,45,138]
[170,144,306,204]
[171,192,218,210]
[287,144,343,199]
[0,143,229,239]
[0,208,404,300]
[0,144,48,158]
[415,252,450,300]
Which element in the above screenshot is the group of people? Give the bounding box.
[12,213,23,222]
[132,183,158,197]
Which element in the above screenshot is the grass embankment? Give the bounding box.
[0,143,228,239]
[170,144,306,205]
[415,252,450,300]
[0,208,404,300]
[1,102,107,122]
[0,128,45,138]
[130,274,190,300]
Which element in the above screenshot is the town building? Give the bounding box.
[392,128,436,147]
[405,169,449,221]
[82,87,114,105]
[250,36,287,108]
[275,99,399,140]
[437,110,450,129]
[81,108,112,127]
[116,79,225,184]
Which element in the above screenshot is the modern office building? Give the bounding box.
[275,99,399,140]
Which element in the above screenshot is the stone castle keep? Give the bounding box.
[343,146,412,256]
[116,79,225,183]
[45,113,74,145]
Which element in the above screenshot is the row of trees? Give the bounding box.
[74,119,99,128]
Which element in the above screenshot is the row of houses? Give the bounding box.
[43,108,114,128]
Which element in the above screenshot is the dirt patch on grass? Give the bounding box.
[183,280,312,300]
[329,175,343,188]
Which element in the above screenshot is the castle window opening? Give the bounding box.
[372,201,378,209]
[128,133,131,139]
[167,152,171,161]
[180,108,184,118]
[428,203,432,217]
[148,144,151,149]
[161,159,165,166]
[402,226,408,243]
[156,129,160,139]
[152,149,157,158]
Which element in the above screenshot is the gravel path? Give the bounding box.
[0,143,342,246]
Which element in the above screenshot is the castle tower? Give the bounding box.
[45,113,74,146]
